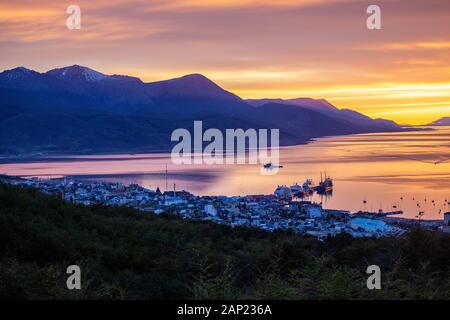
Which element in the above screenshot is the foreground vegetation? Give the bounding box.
[0,184,449,300]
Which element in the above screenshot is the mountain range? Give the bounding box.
[0,65,404,155]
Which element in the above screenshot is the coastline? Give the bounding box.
[1,127,448,223]
[0,126,427,163]
[1,174,447,235]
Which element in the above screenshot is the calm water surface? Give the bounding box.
[1,127,449,219]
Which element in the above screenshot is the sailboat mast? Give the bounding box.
[165,164,168,192]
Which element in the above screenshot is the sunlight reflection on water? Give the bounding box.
[1,127,449,219]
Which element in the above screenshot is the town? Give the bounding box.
[1,175,449,239]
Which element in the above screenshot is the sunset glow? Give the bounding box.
[1,0,449,124]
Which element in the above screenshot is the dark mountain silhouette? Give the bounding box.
[247,98,399,131]
[0,65,402,155]
[427,117,450,126]
[247,97,338,113]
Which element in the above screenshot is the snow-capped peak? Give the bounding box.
[46,65,109,82]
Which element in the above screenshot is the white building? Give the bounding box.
[349,217,393,233]
[204,204,218,216]
[305,205,323,219]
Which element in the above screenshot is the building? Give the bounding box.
[349,217,394,233]
[204,204,218,216]
[305,204,323,219]
[441,212,450,233]
[444,212,450,226]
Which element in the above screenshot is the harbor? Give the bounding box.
[2,174,449,240]
[1,128,449,220]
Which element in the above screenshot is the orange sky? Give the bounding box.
[0,0,449,124]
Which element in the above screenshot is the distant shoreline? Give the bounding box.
[0,126,428,164]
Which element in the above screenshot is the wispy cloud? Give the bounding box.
[359,41,450,51]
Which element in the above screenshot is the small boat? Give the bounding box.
[263,163,284,169]
[315,173,333,194]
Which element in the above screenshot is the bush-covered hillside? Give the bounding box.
[0,184,449,299]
